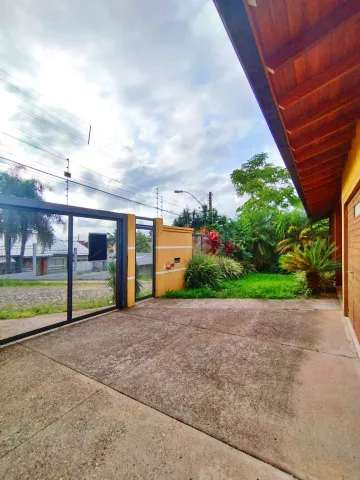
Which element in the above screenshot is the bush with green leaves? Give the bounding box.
[215,256,244,281]
[279,239,340,293]
[185,254,221,289]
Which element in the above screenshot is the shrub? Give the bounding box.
[215,256,244,280]
[223,240,238,257]
[204,231,221,254]
[106,262,116,303]
[279,239,340,294]
[185,254,220,289]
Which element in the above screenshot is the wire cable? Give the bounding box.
[0,156,180,215]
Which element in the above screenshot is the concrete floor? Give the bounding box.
[1,298,360,479]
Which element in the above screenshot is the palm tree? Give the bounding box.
[279,239,341,294]
[0,170,64,272]
[275,209,329,254]
[238,209,277,270]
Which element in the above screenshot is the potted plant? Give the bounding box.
[279,239,341,294]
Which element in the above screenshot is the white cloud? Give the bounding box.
[0,0,279,230]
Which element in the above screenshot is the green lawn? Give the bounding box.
[0,279,69,288]
[0,298,113,320]
[163,273,306,300]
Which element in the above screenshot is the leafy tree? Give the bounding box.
[136,231,151,253]
[173,205,226,231]
[0,170,64,272]
[237,209,277,271]
[231,153,301,212]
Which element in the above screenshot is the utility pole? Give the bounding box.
[208,191,213,224]
[64,158,71,205]
[156,187,159,217]
[160,196,163,218]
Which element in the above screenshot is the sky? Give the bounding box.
[0,0,285,232]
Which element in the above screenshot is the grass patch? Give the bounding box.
[0,279,68,288]
[164,273,306,300]
[0,298,112,320]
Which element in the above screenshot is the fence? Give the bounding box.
[192,233,207,254]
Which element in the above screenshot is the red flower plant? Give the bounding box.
[223,240,238,257]
[205,231,222,255]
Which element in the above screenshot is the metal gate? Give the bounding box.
[0,194,128,345]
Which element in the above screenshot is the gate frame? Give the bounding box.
[0,194,128,345]
[135,216,156,301]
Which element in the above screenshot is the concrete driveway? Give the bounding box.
[1,298,360,479]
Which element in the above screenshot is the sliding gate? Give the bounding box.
[0,195,127,345]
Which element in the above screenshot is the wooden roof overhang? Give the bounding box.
[214,0,360,220]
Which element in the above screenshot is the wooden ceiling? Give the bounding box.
[214,0,360,219]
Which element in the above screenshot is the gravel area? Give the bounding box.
[0,284,113,309]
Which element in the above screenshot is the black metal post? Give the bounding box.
[67,215,73,322]
[152,219,156,297]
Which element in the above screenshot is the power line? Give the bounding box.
[0,156,180,215]
[1,144,185,211]
[0,68,186,207]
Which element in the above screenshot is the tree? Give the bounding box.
[275,209,329,254]
[136,231,151,253]
[173,205,226,231]
[231,153,301,212]
[0,170,64,272]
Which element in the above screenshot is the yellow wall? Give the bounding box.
[154,218,193,296]
[342,121,360,204]
[127,214,136,308]
[341,121,360,307]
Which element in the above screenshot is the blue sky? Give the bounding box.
[0,0,284,224]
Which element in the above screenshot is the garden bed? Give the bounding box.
[164,273,305,300]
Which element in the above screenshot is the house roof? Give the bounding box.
[214,0,360,219]
[0,235,89,258]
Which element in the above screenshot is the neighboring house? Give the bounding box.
[136,252,153,277]
[0,236,94,276]
[214,0,360,340]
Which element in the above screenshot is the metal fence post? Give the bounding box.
[32,243,37,277]
[67,216,73,322]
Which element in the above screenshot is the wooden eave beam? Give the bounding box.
[301,170,341,188]
[287,88,360,133]
[265,1,360,72]
[290,114,358,151]
[278,51,360,109]
[294,130,354,163]
[296,146,350,172]
[303,178,340,193]
[298,155,347,177]
[300,164,343,182]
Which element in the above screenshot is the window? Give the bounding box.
[355,202,360,217]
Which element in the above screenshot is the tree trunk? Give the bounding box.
[306,272,321,295]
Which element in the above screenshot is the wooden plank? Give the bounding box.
[303,178,340,192]
[290,114,359,150]
[301,170,341,188]
[297,155,346,177]
[296,148,349,173]
[287,87,360,133]
[278,50,360,108]
[299,164,343,182]
[265,1,360,71]
[294,130,355,163]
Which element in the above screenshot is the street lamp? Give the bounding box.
[174,190,203,207]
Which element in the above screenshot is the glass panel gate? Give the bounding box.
[0,195,127,345]
[135,217,155,301]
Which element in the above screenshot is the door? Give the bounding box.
[347,188,360,339]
